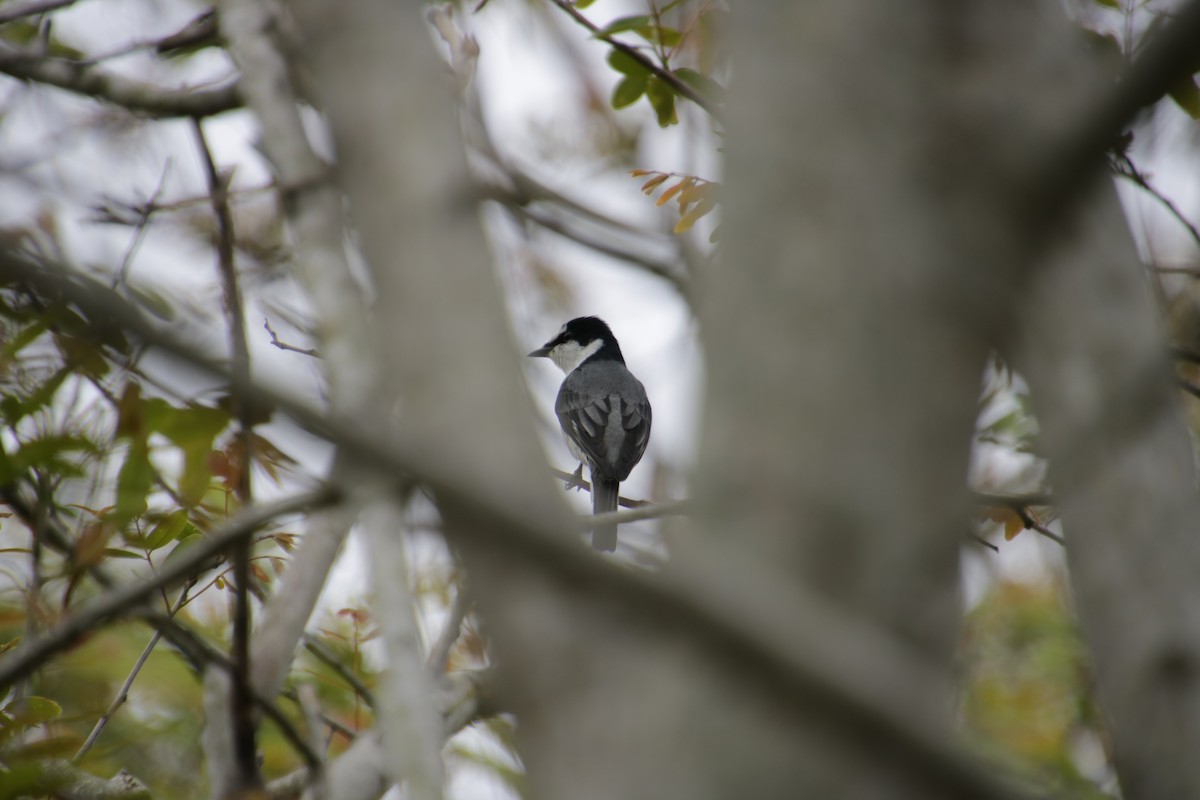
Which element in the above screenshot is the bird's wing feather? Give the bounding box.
[555,371,651,482]
[618,396,651,480]
[555,387,611,473]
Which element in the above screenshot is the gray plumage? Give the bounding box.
[529,317,652,552]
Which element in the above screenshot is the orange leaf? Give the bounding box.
[641,174,669,194]
[677,181,715,213]
[673,196,717,233]
[1003,511,1025,541]
[628,168,653,177]
[656,178,692,207]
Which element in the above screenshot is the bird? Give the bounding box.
[529,317,652,551]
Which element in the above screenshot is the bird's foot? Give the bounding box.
[563,464,587,492]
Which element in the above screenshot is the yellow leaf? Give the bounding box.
[677,181,715,213]
[673,196,716,234]
[629,168,653,177]
[641,174,669,194]
[1003,512,1025,541]
[656,178,692,207]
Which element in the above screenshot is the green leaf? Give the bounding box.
[1,319,49,361]
[646,77,678,126]
[128,284,176,322]
[2,366,70,425]
[1168,76,1200,119]
[607,48,649,78]
[54,333,110,378]
[612,74,648,109]
[102,548,145,559]
[142,400,230,503]
[114,441,153,523]
[145,400,231,445]
[5,695,62,725]
[594,14,652,38]
[673,67,724,104]
[1092,0,1119,7]
[644,25,681,48]
[162,532,217,574]
[145,509,189,551]
[0,433,98,484]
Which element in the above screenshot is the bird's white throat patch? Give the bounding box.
[549,338,602,374]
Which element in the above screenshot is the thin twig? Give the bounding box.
[1176,376,1200,401]
[0,0,77,25]
[303,634,376,707]
[966,533,999,553]
[586,499,691,528]
[1150,264,1200,277]
[193,116,261,792]
[425,585,472,675]
[145,609,323,773]
[1,476,334,772]
[0,487,338,690]
[504,200,688,293]
[72,581,195,762]
[112,163,172,290]
[546,0,723,123]
[296,684,328,800]
[265,318,319,357]
[0,40,241,117]
[1111,152,1200,253]
[549,466,652,508]
[970,490,1063,546]
[1027,0,1200,235]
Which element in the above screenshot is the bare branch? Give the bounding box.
[0,255,1054,800]
[72,582,194,762]
[193,115,262,792]
[14,761,150,800]
[265,318,319,357]
[585,499,691,528]
[0,0,78,25]
[1029,0,1200,230]
[425,583,471,675]
[548,466,651,508]
[360,493,445,800]
[0,487,338,690]
[1111,152,1200,254]
[303,633,376,707]
[0,41,241,117]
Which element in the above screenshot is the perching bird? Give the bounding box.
[529,317,652,551]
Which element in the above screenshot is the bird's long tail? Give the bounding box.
[591,475,619,552]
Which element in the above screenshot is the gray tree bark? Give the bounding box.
[280,1,1200,799]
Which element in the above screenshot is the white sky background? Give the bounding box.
[0,0,1198,796]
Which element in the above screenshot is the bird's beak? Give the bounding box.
[528,345,551,358]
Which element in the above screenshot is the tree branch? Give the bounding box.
[193,114,262,793]
[0,41,241,117]
[0,0,78,25]
[71,582,194,762]
[1,255,1051,800]
[0,487,337,690]
[545,0,723,123]
[1029,0,1200,228]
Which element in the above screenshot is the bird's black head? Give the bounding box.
[528,316,626,371]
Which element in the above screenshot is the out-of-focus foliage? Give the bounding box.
[961,579,1111,797]
[630,169,719,239]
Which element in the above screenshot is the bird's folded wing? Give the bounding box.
[556,390,651,482]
